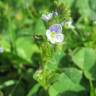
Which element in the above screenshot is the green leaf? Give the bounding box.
[76,0,91,17]
[72,48,96,80]
[16,37,40,62]
[89,0,96,12]
[89,0,96,20]
[27,84,40,96]
[49,68,84,96]
[76,0,96,20]
[0,37,10,52]
[45,52,64,71]
[0,80,17,89]
[63,68,83,84]
[34,19,46,35]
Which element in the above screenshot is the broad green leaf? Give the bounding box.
[72,48,96,80]
[49,68,84,96]
[63,68,83,84]
[16,37,40,62]
[76,0,96,20]
[89,0,96,21]
[34,19,46,35]
[89,0,96,12]
[0,38,10,52]
[76,0,91,17]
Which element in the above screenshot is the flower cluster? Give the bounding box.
[41,11,74,44]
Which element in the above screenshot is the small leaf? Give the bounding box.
[27,84,40,96]
[0,80,17,89]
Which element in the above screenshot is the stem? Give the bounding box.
[89,80,95,96]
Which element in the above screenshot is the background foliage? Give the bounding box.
[0,0,96,96]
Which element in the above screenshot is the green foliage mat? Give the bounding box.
[0,0,96,96]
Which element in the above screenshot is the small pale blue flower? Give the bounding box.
[46,24,64,44]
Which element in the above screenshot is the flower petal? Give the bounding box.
[55,33,64,43]
[46,30,52,40]
[46,30,56,44]
[49,24,62,33]
[41,13,53,21]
